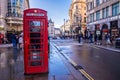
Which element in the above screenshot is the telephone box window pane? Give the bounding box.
[29,56,44,66]
[30,50,43,54]
[30,55,40,60]
[30,62,42,66]
[30,44,41,49]
[30,27,40,32]
[29,21,41,32]
[30,39,40,43]
[30,21,41,26]
[30,33,40,38]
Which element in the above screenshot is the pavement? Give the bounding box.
[0,42,84,80]
[73,39,120,53]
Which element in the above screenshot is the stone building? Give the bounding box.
[60,20,71,37]
[87,0,120,41]
[0,0,29,34]
[48,19,55,38]
[69,0,86,36]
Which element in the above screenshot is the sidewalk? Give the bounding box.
[75,39,120,52]
[0,44,84,80]
[0,43,13,47]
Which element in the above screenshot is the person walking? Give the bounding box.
[10,33,17,48]
[106,33,111,45]
[89,32,93,43]
[18,35,23,50]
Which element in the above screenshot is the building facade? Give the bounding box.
[54,28,60,37]
[69,0,86,36]
[60,20,71,37]
[48,19,55,38]
[0,0,29,34]
[87,0,120,41]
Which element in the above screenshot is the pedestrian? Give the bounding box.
[4,37,8,44]
[79,32,83,43]
[89,32,93,43]
[10,33,17,48]
[18,35,23,50]
[106,33,111,45]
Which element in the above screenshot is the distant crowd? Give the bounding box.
[0,32,23,49]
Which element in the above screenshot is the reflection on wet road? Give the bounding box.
[0,47,24,80]
[52,39,120,80]
[0,43,81,80]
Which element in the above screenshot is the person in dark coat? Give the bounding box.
[10,33,17,48]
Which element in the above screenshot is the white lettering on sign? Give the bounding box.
[26,13,45,16]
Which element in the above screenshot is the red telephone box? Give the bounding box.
[23,8,48,74]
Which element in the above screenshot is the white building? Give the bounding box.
[54,28,60,37]
[0,0,29,34]
[48,19,54,37]
[60,20,71,37]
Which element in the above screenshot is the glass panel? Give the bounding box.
[30,33,40,38]
[30,44,41,49]
[30,39,40,43]
[30,21,41,27]
[29,21,41,32]
[30,61,42,66]
[28,56,44,66]
[30,55,40,60]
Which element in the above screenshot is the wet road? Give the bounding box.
[52,39,120,80]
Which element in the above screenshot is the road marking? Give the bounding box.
[52,42,94,80]
[79,69,94,80]
[63,53,77,66]
[62,53,94,80]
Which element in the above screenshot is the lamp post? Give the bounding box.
[78,14,82,43]
[70,25,72,38]
[78,14,82,32]
[64,19,65,38]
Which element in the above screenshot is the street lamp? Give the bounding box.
[78,14,82,33]
[64,19,65,38]
[74,13,82,40]
[77,14,82,43]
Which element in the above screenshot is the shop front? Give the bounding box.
[95,24,101,42]
[101,24,109,40]
[110,20,119,40]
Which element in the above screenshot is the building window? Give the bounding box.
[112,2,119,16]
[103,0,109,3]
[84,7,86,10]
[106,7,109,17]
[90,13,94,22]
[90,1,94,10]
[96,0,100,6]
[96,11,100,20]
[102,7,109,18]
[102,8,106,18]
[84,17,86,23]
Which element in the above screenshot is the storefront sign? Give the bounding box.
[26,13,45,16]
[110,16,119,21]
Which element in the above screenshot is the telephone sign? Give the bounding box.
[23,8,48,74]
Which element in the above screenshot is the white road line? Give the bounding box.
[79,69,94,80]
[52,42,94,80]
[62,52,94,80]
